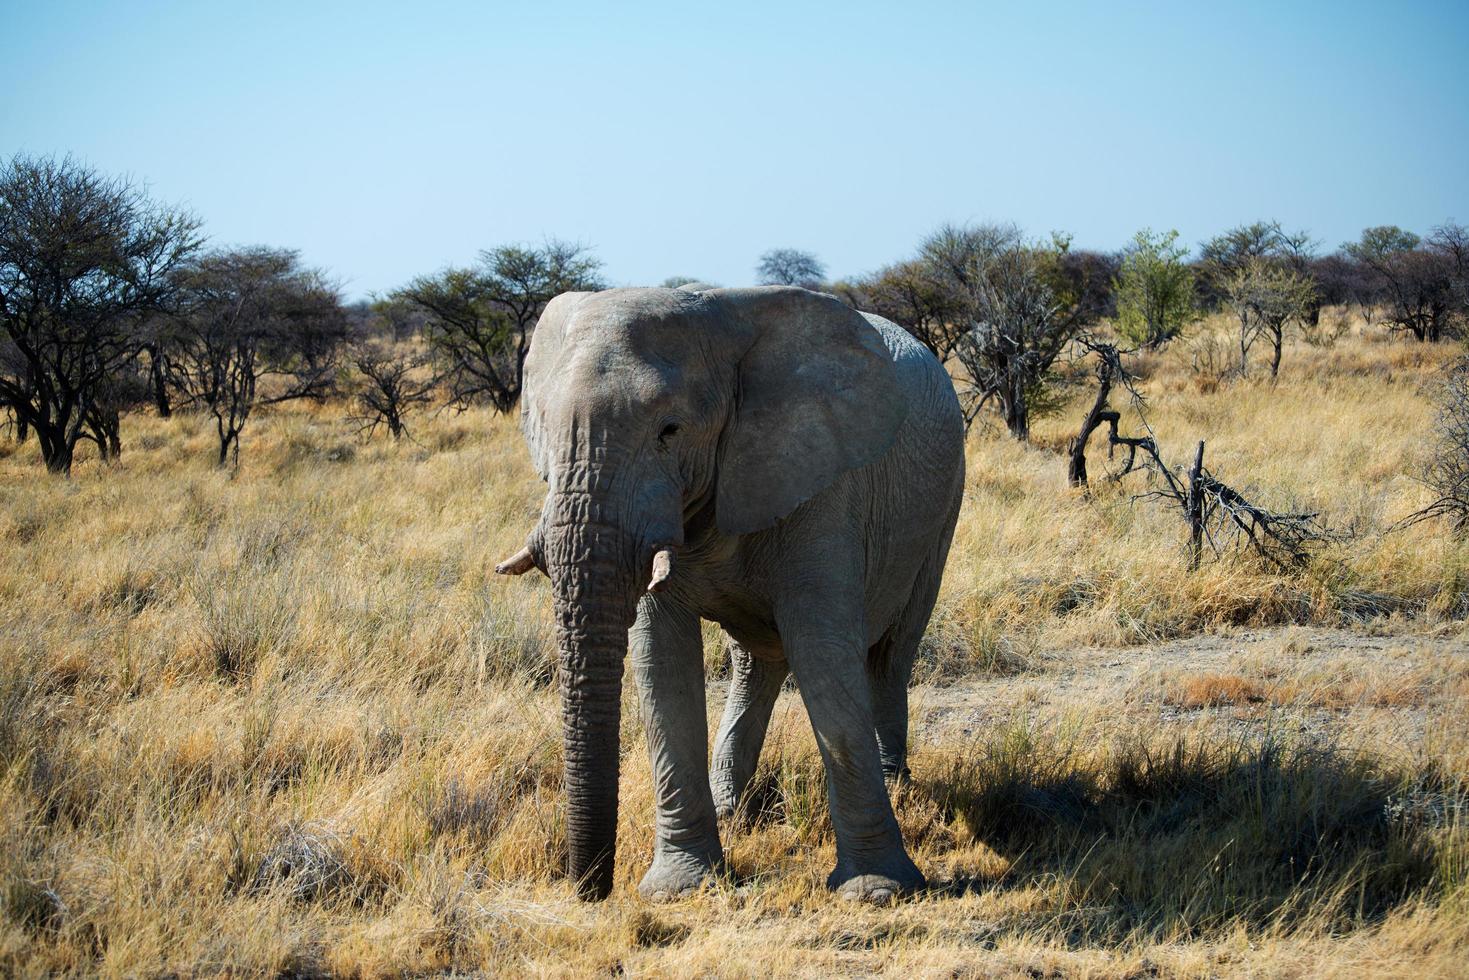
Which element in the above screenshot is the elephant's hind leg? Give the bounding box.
[869,631,916,785]
[778,590,924,902]
[870,544,951,784]
[710,641,788,823]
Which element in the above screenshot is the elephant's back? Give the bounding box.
[858,313,965,523]
[845,314,964,644]
[862,314,965,465]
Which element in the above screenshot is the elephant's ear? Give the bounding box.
[711,287,909,536]
[522,290,594,481]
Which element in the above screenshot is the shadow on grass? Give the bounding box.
[915,724,1466,940]
[732,721,1466,942]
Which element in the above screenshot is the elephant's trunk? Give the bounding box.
[544,502,645,900]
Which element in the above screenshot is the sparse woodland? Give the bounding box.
[3,155,1469,975]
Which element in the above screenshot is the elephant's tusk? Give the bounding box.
[495,547,537,576]
[646,547,675,592]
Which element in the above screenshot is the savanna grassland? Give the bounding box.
[1,316,1467,977]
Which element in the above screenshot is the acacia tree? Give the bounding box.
[1308,253,1374,324]
[1113,229,1197,349]
[1223,258,1317,378]
[394,240,602,412]
[1199,221,1282,270]
[921,224,1101,439]
[1344,225,1462,342]
[755,248,825,289]
[0,154,201,473]
[136,319,177,418]
[1429,222,1469,328]
[1197,222,1315,309]
[364,294,427,344]
[78,359,152,461]
[169,248,347,466]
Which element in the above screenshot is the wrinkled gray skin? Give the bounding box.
[499,285,964,902]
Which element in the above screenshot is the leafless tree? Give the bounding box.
[1197,221,1315,308]
[1222,257,1317,378]
[0,154,201,473]
[346,340,436,440]
[129,310,191,419]
[169,248,347,466]
[755,248,825,289]
[1199,221,1284,269]
[394,240,603,413]
[1429,222,1469,318]
[951,248,1063,439]
[1396,359,1469,534]
[852,238,1110,379]
[1197,221,1280,309]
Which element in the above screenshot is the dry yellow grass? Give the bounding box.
[1,320,1466,976]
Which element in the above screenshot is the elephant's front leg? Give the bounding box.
[629,595,724,899]
[778,592,925,903]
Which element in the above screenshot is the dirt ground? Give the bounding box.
[716,624,1469,771]
[915,625,1466,742]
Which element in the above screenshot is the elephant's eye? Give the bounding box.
[658,422,680,445]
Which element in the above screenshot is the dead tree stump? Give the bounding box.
[1185,440,1206,570]
[1067,343,1122,489]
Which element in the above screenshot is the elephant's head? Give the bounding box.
[496,285,907,899]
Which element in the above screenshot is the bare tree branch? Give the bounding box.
[168,248,347,467]
[1070,342,1338,569]
[345,340,436,440]
[1393,357,1469,533]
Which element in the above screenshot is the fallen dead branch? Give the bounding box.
[1069,340,1338,570]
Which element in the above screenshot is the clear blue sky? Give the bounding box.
[5,0,1466,299]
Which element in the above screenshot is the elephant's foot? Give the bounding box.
[827,852,925,904]
[711,778,741,824]
[713,803,747,831]
[712,785,756,829]
[638,843,724,901]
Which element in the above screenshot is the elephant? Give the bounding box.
[494,284,965,902]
